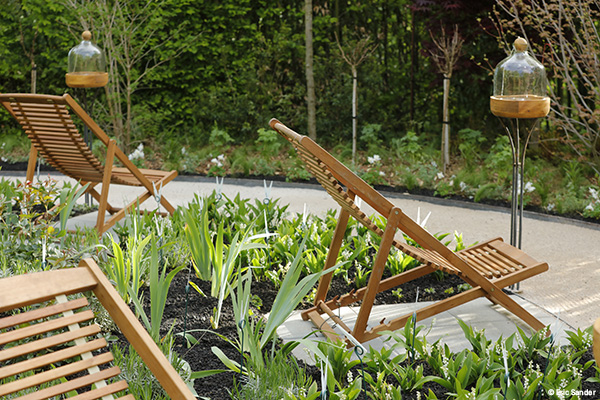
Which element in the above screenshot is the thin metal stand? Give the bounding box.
[497,117,541,291]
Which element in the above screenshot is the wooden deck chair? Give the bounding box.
[0,93,178,235]
[270,119,550,346]
[594,318,600,365]
[0,258,195,400]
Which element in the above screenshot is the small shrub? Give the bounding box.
[209,124,234,147]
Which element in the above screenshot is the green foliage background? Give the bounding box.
[0,0,501,150]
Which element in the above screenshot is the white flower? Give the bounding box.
[217,154,225,161]
[585,203,594,211]
[1,157,7,162]
[459,181,468,192]
[367,154,381,164]
[589,187,599,201]
[181,147,186,155]
[128,143,145,160]
[546,203,555,211]
[436,172,444,180]
[524,181,535,193]
[431,161,438,168]
[379,171,386,176]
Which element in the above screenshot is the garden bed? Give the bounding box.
[151,267,599,399]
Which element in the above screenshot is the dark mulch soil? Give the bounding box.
[141,269,599,400]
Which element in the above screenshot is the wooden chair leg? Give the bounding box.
[26,145,38,182]
[313,207,351,305]
[352,207,403,341]
[96,140,116,234]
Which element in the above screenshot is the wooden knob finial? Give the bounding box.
[514,37,528,52]
[82,30,92,41]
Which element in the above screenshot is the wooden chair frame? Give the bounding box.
[0,258,195,400]
[0,93,178,235]
[594,318,600,365]
[270,118,550,346]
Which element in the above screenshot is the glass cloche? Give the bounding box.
[490,37,549,119]
[66,31,108,88]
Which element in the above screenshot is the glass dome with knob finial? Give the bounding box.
[490,37,549,119]
[66,30,108,88]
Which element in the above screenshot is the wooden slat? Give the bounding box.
[481,245,521,271]
[0,297,88,330]
[68,380,129,400]
[15,365,121,400]
[0,324,101,363]
[0,338,107,380]
[466,251,506,277]
[0,268,97,312]
[481,245,517,266]
[18,120,76,129]
[0,310,94,346]
[0,352,114,396]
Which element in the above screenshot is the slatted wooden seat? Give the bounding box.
[0,93,178,235]
[270,118,550,345]
[0,258,195,400]
[594,318,600,365]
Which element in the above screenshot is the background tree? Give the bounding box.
[336,31,378,165]
[64,0,196,151]
[494,0,600,173]
[429,25,463,172]
[305,0,317,140]
[0,0,502,156]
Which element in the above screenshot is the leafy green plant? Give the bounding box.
[392,131,423,160]
[387,249,417,276]
[354,264,371,288]
[315,340,361,389]
[255,127,282,156]
[105,230,151,304]
[111,335,195,400]
[231,349,316,400]
[458,128,486,168]
[183,204,213,281]
[209,123,234,147]
[188,234,340,378]
[128,235,186,342]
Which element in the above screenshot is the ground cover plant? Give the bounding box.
[0,178,599,399]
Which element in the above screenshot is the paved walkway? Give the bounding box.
[2,171,599,351]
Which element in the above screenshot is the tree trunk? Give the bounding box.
[352,66,358,166]
[305,0,317,140]
[409,8,416,121]
[442,75,450,172]
[31,63,36,94]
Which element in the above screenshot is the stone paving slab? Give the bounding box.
[276,297,568,364]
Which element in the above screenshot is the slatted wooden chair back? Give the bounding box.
[1,94,110,184]
[0,93,178,235]
[0,258,195,400]
[270,118,549,345]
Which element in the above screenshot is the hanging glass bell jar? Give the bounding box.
[490,37,549,119]
[66,30,108,88]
